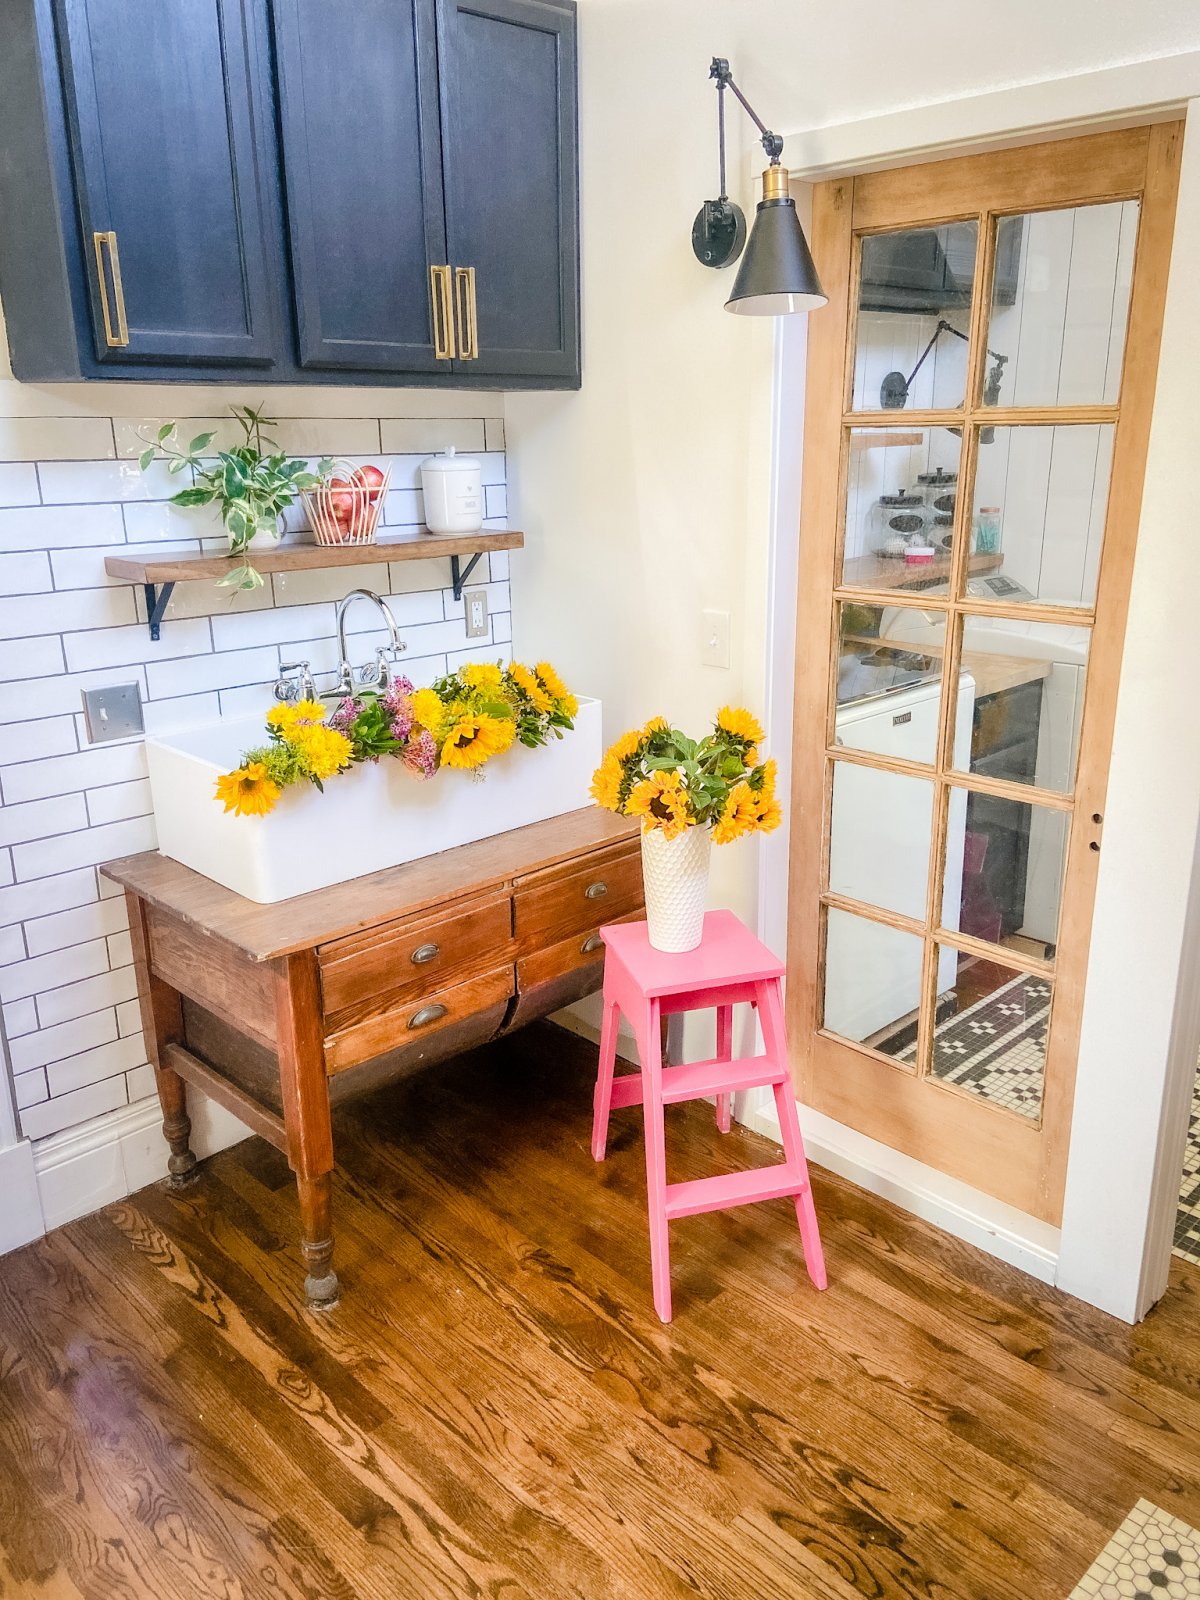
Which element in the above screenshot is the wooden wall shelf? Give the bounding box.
[105,530,524,640]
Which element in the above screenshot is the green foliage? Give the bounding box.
[138,405,332,593]
[342,693,405,764]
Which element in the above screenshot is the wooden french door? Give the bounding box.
[789,124,1181,1223]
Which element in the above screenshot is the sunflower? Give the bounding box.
[288,723,353,781]
[589,755,625,812]
[461,662,504,692]
[266,698,326,733]
[641,715,669,738]
[214,762,281,818]
[508,662,553,713]
[712,781,759,845]
[440,712,515,769]
[717,706,765,746]
[535,660,579,717]
[409,687,445,734]
[626,770,693,840]
[754,794,783,833]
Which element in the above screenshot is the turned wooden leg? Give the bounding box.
[126,892,198,1187]
[275,950,339,1311]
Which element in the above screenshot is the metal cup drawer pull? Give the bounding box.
[409,1002,448,1029]
[584,881,608,900]
[580,933,604,955]
[410,942,440,965]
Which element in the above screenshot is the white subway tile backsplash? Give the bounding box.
[0,503,126,550]
[0,634,65,682]
[47,1033,145,1098]
[9,1006,117,1073]
[87,779,152,827]
[13,815,155,881]
[0,868,97,929]
[484,483,508,520]
[488,550,510,583]
[4,996,39,1036]
[0,410,509,1155]
[0,464,39,507]
[24,897,126,958]
[0,792,88,848]
[36,964,139,1029]
[0,716,77,767]
[0,938,109,1004]
[0,417,114,462]
[21,1076,127,1140]
[3,742,147,804]
[0,587,136,639]
[0,551,52,594]
[146,645,280,701]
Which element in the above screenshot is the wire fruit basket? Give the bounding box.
[301,461,391,547]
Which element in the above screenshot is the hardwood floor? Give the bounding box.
[2,1020,1200,1600]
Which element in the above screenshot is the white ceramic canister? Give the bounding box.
[420,446,484,535]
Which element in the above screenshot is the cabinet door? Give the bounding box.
[437,0,579,383]
[273,0,448,373]
[55,0,278,365]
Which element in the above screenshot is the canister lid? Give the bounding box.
[421,446,482,473]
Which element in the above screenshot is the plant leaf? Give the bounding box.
[138,447,155,471]
[188,431,215,454]
[170,486,216,507]
[156,422,174,443]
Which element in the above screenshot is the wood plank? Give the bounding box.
[163,1040,287,1151]
[105,528,524,584]
[102,807,639,962]
[841,549,1001,590]
[146,902,277,1045]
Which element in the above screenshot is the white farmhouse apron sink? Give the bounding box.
[145,698,603,904]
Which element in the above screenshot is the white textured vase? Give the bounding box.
[641,825,712,953]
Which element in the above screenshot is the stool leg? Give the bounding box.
[715,1004,733,1135]
[635,997,672,1323]
[757,979,827,1292]
[592,997,621,1162]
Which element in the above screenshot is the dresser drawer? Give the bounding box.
[323,962,515,1075]
[513,841,643,949]
[319,894,512,1017]
[516,908,642,991]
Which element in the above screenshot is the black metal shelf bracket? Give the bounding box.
[450,552,484,602]
[144,581,175,642]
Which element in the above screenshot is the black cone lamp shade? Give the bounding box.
[726,165,827,316]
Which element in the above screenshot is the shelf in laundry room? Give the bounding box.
[840,549,1002,593]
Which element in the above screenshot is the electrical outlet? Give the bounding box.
[464,587,489,639]
[701,609,731,668]
[81,682,144,744]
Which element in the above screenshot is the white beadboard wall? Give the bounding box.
[0,314,514,1149]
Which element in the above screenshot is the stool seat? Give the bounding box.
[591,908,826,1322]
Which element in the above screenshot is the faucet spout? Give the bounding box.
[334,588,407,694]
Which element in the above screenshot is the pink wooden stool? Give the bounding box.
[592,909,826,1322]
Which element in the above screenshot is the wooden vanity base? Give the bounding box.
[106,807,641,1309]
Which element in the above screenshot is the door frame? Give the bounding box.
[754,80,1200,1318]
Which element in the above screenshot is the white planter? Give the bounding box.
[640,825,712,953]
[145,697,603,904]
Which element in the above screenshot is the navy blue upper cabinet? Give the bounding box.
[437,0,579,382]
[273,0,449,373]
[56,0,278,365]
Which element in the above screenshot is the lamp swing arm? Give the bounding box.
[887,318,1010,408]
[709,57,784,170]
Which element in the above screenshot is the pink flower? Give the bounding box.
[329,695,363,732]
[403,728,437,779]
[383,675,415,739]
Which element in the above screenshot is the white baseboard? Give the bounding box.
[0,1140,46,1254]
[32,1090,252,1234]
[554,1012,1060,1285]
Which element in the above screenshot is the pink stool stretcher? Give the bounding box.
[592,909,827,1322]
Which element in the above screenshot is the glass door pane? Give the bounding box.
[843,426,963,588]
[853,222,978,410]
[929,948,1052,1120]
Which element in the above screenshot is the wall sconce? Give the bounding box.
[880,318,1009,437]
[692,58,827,317]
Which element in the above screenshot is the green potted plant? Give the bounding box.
[138,405,330,592]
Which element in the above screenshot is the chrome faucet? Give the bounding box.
[334,588,407,695]
[273,588,407,705]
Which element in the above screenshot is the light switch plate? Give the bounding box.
[464,587,489,639]
[81,682,144,744]
[701,608,731,669]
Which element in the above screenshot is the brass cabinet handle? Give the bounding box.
[411,942,440,965]
[584,881,608,900]
[409,1002,448,1029]
[92,230,129,348]
[430,265,456,359]
[454,266,479,360]
[580,934,604,955]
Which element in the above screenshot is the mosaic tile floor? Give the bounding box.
[1173,1057,1200,1266]
[1071,1500,1200,1598]
[876,969,1051,1121]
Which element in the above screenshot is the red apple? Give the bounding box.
[356,463,385,503]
